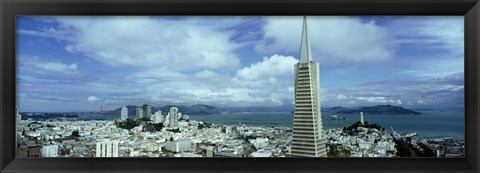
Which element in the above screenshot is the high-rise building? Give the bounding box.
[143,104,152,119]
[16,105,21,156]
[95,140,119,157]
[121,106,128,120]
[168,107,180,128]
[136,107,143,119]
[360,112,364,125]
[152,110,163,124]
[291,16,327,157]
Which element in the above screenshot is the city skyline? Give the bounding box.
[16,16,464,112]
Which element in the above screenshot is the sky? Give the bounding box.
[16,16,465,112]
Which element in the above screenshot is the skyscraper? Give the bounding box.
[143,104,152,119]
[168,107,179,128]
[136,107,143,119]
[121,106,128,120]
[291,16,327,157]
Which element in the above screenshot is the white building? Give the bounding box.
[96,140,119,157]
[41,144,59,157]
[164,115,170,127]
[136,107,143,119]
[250,149,273,157]
[143,104,152,119]
[152,110,163,124]
[165,140,191,153]
[291,16,327,157]
[360,112,364,125]
[168,107,180,128]
[251,138,269,149]
[121,106,128,120]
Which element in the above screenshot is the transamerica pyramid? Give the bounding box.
[291,16,327,157]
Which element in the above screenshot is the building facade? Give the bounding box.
[165,140,192,153]
[136,107,143,119]
[143,104,152,119]
[291,16,327,157]
[41,144,59,157]
[152,110,163,124]
[95,140,119,157]
[121,106,128,120]
[167,107,180,128]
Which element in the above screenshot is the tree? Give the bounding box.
[117,119,140,130]
[140,117,151,122]
[71,130,80,137]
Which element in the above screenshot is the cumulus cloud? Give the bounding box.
[17,16,464,111]
[136,54,298,107]
[87,96,99,102]
[194,70,220,79]
[235,54,298,81]
[18,55,80,76]
[36,62,78,75]
[20,16,242,70]
[256,16,396,64]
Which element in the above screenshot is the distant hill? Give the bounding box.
[103,104,231,116]
[323,105,422,115]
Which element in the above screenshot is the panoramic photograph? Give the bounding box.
[15,16,464,158]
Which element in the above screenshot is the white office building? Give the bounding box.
[95,140,119,157]
[168,107,180,128]
[121,106,128,120]
[165,140,192,153]
[136,107,143,119]
[291,16,327,157]
[41,144,59,157]
[152,110,163,124]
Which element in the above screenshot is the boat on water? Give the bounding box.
[326,114,347,121]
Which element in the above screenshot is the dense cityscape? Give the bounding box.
[16,105,464,158]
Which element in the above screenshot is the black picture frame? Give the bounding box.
[1,0,479,173]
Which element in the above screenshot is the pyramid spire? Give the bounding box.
[300,16,313,63]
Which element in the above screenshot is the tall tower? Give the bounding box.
[143,104,152,119]
[291,16,327,157]
[121,106,128,120]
